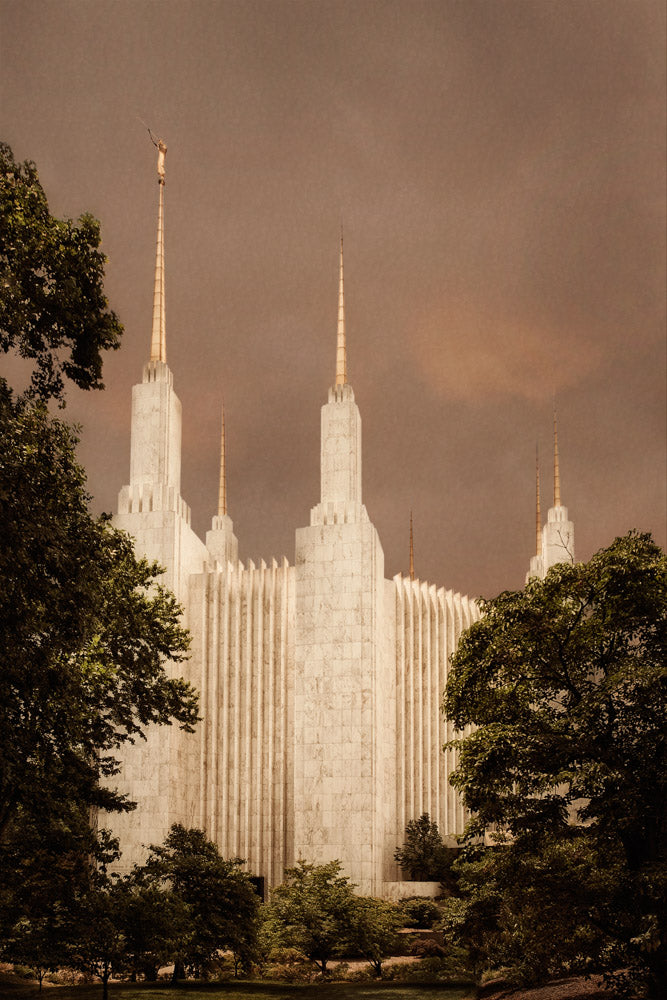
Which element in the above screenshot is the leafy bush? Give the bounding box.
[263,946,314,983]
[410,938,447,958]
[383,953,472,982]
[399,897,441,928]
[44,967,94,985]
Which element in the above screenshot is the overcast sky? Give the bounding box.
[2,0,665,598]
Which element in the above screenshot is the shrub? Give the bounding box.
[410,938,447,958]
[383,954,472,982]
[399,897,441,928]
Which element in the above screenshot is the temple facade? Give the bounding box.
[107,147,572,896]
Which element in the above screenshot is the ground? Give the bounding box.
[479,976,616,1000]
[0,966,621,1000]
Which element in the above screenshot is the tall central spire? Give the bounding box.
[335,229,347,386]
[150,138,167,363]
[535,445,541,557]
[218,404,227,518]
[553,406,561,507]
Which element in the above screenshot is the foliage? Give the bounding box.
[394,813,456,884]
[0,800,119,978]
[266,860,357,974]
[260,945,315,984]
[381,955,472,982]
[0,143,198,984]
[0,142,122,403]
[398,897,442,929]
[440,837,607,985]
[443,532,667,996]
[0,388,197,840]
[141,824,260,978]
[347,897,403,977]
[116,878,191,981]
[69,874,127,1000]
[410,938,447,958]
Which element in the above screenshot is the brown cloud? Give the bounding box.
[413,298,603,401]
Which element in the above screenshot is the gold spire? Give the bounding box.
[535,444,541,557]
[409,510,415,581]
[553,405,561,507]
[150,138,167,363]
[335,229,347,386]
[217,404,227,518]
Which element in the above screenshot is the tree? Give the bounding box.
[70,873,127,1000]
[394,813,455,883]
[267,860,357,974]
[117,877,191,981]
[0,802,117,974]
[0,389,197,839]
[348,897,402,977]
[440,836,607,985]
[443,532,667,996]
[0,142,122,403]
[141,825,260,979]
[0,143,199,977]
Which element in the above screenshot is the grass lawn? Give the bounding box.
[0,979,475,1000]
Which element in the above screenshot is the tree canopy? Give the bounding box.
[0,141,122,402]
[0,389,197,839]
[266,860,357,974]
[141,825,260,978]
[443,531,667,995]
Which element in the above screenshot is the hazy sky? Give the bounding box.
[2,0,665,598]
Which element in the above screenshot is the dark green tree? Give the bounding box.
[116,877,191,981]
[70,872,127,1000]
[394,813,455,883]
[440,836,606,985]
[0,389,197,839]
[141,825,260,979]
[443,532,667,996]
[266,859,357,974]
[0,141,122,402]
[0,142,198,979]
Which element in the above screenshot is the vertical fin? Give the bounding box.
[409,510,415,581]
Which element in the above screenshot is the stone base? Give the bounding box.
[381,880,442,901]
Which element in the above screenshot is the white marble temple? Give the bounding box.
[105,185,577,897]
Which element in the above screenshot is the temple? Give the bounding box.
[108,144,572,896]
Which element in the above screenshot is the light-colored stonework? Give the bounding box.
[526,418,576,583]
[110,333,478,895]
[106,154,570,896]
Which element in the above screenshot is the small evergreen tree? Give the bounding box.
[394,813,453,881]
